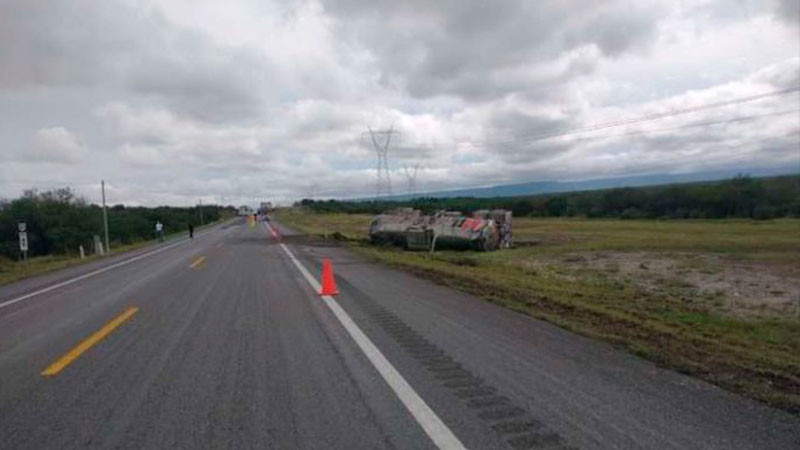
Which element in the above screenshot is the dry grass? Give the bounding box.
[275,208,800,414]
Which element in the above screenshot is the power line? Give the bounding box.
[403,87,800,151]
[398,109,799,196]
[352,109,799,198]
[524,108,800,148]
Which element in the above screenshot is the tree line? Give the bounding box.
[0,188,235,259]
[297,174,800,220]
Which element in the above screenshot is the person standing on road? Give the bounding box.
[188,223,194,239]
[155,220,164,242]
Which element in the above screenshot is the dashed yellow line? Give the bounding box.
[189,256,206,269]
[42,307,139,376]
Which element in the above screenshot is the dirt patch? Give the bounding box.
[537,251,800,319]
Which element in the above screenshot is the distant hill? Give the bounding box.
[382,167,799,200]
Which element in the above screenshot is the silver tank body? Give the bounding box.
[369,208,511,251]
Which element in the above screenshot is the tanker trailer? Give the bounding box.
[368,208,429,248]
[427,211,500,251]
[368,209,503,251]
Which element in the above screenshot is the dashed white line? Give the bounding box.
[265,222,468,450]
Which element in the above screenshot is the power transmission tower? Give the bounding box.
[364,126,398,199]
[403,164,420,197]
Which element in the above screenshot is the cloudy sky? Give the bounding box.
[1,0,798,206]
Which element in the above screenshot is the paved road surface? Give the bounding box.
[0,217,797,449]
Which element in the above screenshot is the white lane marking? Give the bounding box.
[265,222,467,450]
[0,236,198,310]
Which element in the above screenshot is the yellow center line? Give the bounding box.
[41,307,139,376]
[189,256,206,268]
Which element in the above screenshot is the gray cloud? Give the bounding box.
[776,0,799,25]
[26,127,89,164]
[324,0,661,101]
[0,1,274,123]
[752,57,800,89]
[0,0,797,205]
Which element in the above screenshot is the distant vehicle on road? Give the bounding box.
[259,201,273,214]
[258,201,273,221]
[369,208,512,251]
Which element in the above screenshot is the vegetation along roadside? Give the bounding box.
[0,188,235,286]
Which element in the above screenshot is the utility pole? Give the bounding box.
[199,199,204,225]
[101,180,110,254]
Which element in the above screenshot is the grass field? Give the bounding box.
[275,208,800,414]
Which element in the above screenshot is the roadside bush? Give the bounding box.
[752,205,779,220]
[0,188,235,258]
[620,207,647,220]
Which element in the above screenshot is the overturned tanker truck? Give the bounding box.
[368,208,512,251]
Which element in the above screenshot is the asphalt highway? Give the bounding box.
[0,217,797,449]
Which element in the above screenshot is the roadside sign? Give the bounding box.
[19,232,28,252]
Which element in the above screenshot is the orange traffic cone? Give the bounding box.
[319,259,339,296]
